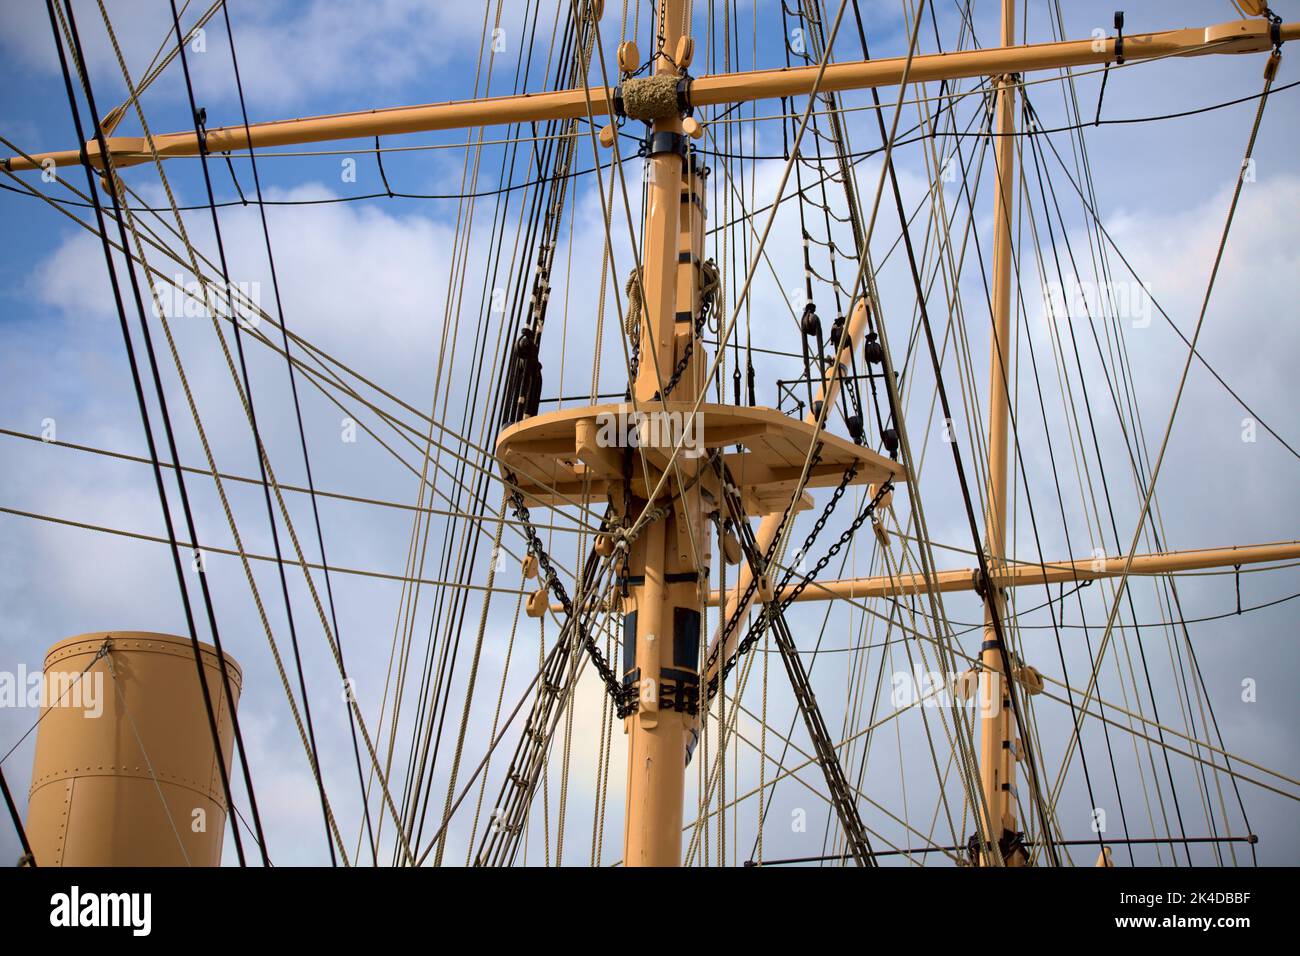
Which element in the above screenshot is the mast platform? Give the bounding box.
[496,401,903,514]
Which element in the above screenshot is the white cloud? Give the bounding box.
[0,0,523,115]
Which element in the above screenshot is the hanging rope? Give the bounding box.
[624,266,643,338]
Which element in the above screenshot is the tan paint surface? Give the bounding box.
[26,631,241,867]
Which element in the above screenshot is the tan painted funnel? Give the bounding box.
[25,631,242,866]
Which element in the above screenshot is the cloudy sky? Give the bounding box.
[0,0,1297,867]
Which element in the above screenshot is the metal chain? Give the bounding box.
[628,257,718,401]
[706,469,893,702]
[504,476,628,713]
[707,448,835,666]
[652,327,700,400]
[774,475,893,609]
[653,260,718,400]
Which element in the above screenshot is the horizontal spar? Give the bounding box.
[5,17,1294,172]
[705,540,1300,606]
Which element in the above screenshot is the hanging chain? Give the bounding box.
[705,463,893,703]
[504,475,628,714]
[707,447,834,666]
[626,258,718,401]
[653,324,701,400]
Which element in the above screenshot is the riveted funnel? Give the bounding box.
[25,631,242,866]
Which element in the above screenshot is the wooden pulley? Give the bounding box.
[682,116,704,140]
[526,587,549,618]
[617,40,640,74]
[755,575,775,604]
[595,534,615,557]
[674,36,694,69]
[598,124,617,149]
[1013,663,1044,696]
[721,526,741,566]
[868,482,893,511]
[872,517,889,548]
[522,553,539,579]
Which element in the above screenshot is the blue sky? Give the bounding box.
[0,1,1297,867]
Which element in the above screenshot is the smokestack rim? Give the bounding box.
[42,630,243,691]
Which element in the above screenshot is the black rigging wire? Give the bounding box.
[1029,116,1299,465]
[693,78,1300,162]
[404,9,558,857]
[405,0,598,862]
[0,766,36,865]
[46,0,262,866]
[1025,88,1243,862]
[459,1,620,865]
[0,152,633,211]
[849,0,1063,862]
[914,11,1136,858]
[168,0,337,865]
[1025,82,1262,863]
[216,0,379,864]
[1013,103,1136,862]
[926,2,1124,861]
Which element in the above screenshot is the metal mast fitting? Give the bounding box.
[25,632,241,866]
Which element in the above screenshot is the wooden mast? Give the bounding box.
[977,0,1022,866]
[622,0,700,867]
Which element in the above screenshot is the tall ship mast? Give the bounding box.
[0,0,1296,877]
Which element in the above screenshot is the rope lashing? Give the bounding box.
[620,74,681,122]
